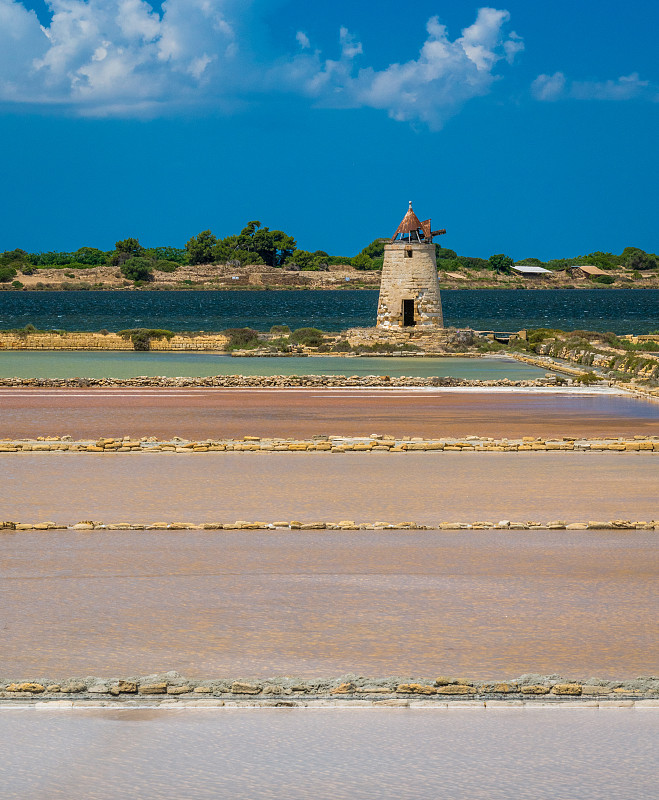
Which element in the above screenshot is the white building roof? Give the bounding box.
[512,265,552,274]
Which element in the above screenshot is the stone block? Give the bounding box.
[138,683,167,694]
[60,682,87,693]
[231,682,262,694]
[116,681,138,694]
[6,682,45,693]
[396,684,436,695]
[551,683,582,696]
[480,683,518,694]
[330,682,356,694]
[436,685,475,695]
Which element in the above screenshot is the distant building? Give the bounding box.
[568,265,608,277]
[376,202,446,329]
[511,265,552,276]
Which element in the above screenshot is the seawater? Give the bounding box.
[1,710,657,800]
[0,352,548,379]
[1,289,658,333]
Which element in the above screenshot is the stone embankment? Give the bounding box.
[0,375,572,388]
[2,672,658,707]
[0,332,230,350]
[1,519,657,531]
[530,340,659,384]
[1,433,658,454]
[511,352,659,398]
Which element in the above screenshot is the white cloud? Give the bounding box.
[295,30,310,50]
[532,70,654,102]
[275,8,524,128]
[0,1,523,124]
[531,71,566,101]
[0,0,49,100]
[0,0,239,113]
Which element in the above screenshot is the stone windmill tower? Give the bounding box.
[376,202,446,329]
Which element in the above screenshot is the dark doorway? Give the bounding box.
[402,299,415,326]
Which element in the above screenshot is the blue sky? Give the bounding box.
[0,0,657,259]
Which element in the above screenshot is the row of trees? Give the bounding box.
[184,222,360,271]
[2,223,657,283]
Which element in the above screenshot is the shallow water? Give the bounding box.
[3,451,659,523]
[0,352,547,379]
[2,289,658,333]
[1,709,658,800]
[2,528,657,678]
[2,387,658,440]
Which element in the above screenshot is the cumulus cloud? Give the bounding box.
[0,0,239,114]
[532,70,654,102]
[0,1,523,123]
[275,7,524,128]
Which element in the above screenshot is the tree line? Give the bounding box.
[1,219,657,284]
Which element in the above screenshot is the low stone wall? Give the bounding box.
[0,375,559,387]
[1,434,658,454]
[0,332,230,351]
[2,672,658,706]
[1,519,657,531]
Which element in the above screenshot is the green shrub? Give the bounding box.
[118,328,175,351]
[488,253,514,273]
[290,327,325,347]
[268,337,292,352]
[0,266,17,282]
[352,253,377,270]
[331,340,353,352]
[574,371,601,384]
[527,328,563,345]
[223,327,260,350]
[593,274,615,285]
[270,324,291,335]
[11,280,23,289]
[154,260,180,273]
[120,257,153,282]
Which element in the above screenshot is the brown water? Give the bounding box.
[1,387,658,439]
[1,709,658,799]
[2,530,657,678]
[2,452,658,524]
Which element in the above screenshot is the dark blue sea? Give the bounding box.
[0,289,657,333]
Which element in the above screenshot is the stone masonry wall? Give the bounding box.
[0,332,230,351]
[377,242,443,329]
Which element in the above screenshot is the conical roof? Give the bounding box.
[392,201,424,239]
[391,201,445,242]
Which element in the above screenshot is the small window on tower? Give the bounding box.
[405,248,413,258]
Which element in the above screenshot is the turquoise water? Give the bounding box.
[0,352,548,379]
[1,289,658,333]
